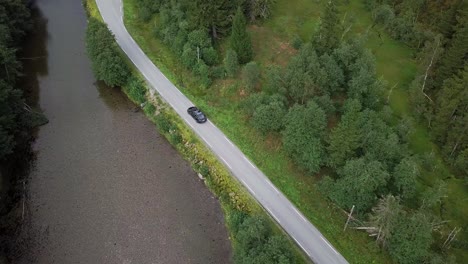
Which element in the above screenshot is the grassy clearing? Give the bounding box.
[121,0,467,262]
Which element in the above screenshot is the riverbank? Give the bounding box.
[12,1,233,263]
[84,0,308,263]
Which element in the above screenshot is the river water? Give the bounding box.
[17,0,232,263]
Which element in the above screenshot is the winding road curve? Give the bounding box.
[95,0,348,263]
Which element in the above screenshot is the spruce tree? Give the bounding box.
[230,7,253,64]
[435,10,468,86]
[313,1,341,54]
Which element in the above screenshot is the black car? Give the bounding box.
[187,106,207,123]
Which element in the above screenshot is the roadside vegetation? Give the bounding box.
[120,0,468,263]
[83,0,306,263]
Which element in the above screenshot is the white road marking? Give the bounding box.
[293,207,309,223]
[220,157,232,170]
[266,180,280,194]
[292,237,311,257]
[320,236,339,255]
[266,208,281,224]
[224,136,234,147]
[243,156,255,168]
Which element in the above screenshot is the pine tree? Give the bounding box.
[230,7,253,64]
[313,1,341,54]
[435,9,468,86]
[189,0,237,39]
[433,67,468,163]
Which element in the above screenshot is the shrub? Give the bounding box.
[242,61,260,91]
[224,49,239,77]
[125,77,146,104]
[155,115,173,133]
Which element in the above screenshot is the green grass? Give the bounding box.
[123,1,391,263]
[121,0,468,262]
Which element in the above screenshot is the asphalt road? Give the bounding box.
[95,0,349,263]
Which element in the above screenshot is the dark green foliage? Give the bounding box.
[313,95,335,117]
[85,18,130,87]
[0,0,31,43]
[234,215,293,264]
[188,0,237,39]
[0,81,22,158]
[387,212,433,264]
[433,67,468,174]
[138,6,153,22]
[230,7,253,64]
[247,0,276,21]
[224,49,239,77]
[313,1,341,54]
[0,0,32,160]
[319,53,344,94]
[242,61,260,91]
[291,34,302,49]
[282,101,326,174]
[434,12,468,86]
[251,100,287,133]
[372,4,394,27]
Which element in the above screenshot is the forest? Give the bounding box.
[120,0,467,263]
[0,0,35,260]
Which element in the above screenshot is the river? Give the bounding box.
[16,0,232,263]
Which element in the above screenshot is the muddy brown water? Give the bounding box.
[17,0,232,263]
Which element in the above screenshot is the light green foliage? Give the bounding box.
[251,100,287,133]
[282,101,326,174]
[369,195,403,247]
[123,77,147,104]
[327,99,363,169]
[194,61,211,88]
[242,61,261,91]
[263,65,286,96]
[392,157,418,200]
[421,180,447,209]
[283,44,325,103]
[230,7,253,64]
[85,18,130,87]
[224,49,239,77]
[329,158,390,213]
